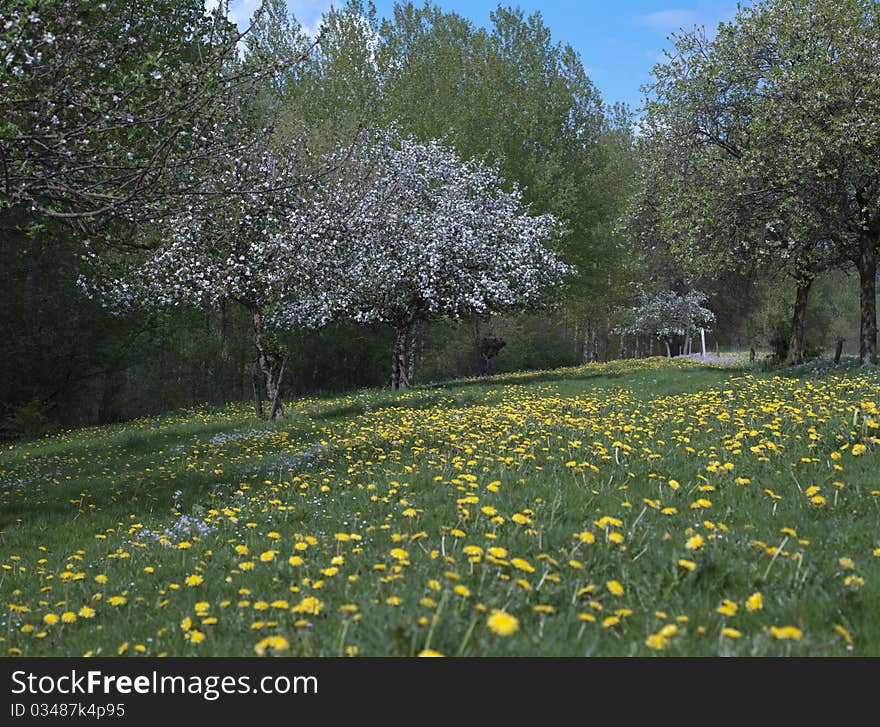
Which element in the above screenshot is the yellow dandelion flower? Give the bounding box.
[291,597,324,615]
[606,580,624,596]
[487,609,519,636]
[769,625,803,641]
[254,635,289,656]
[511,557,535,573]
[716,599,738,617]
[834,624,853,645]
[685,534,704,551]
[645,633,668,650]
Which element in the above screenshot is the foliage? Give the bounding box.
[79,130,361,418]
[0,0,306,221]
[633,0,880,363]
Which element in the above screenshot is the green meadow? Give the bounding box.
[3,357,879,656]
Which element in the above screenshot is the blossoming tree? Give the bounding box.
[619,289,715,358]
[280,134,571,389]
[82,140,350,419]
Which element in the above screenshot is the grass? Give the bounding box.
[2,356,880,656]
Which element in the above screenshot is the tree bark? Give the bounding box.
[665,339,672,358]
[479,336,506,376]
[251,361,263,418]
[857,233,877,366]
[582,318,592,364]
[391,321,411,390]
[786,277,812,366]
[250,306,285,419]
[834,337,845,365]
[603,301,611,362]
[407,324,417,385]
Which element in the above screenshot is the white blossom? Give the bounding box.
[277,130,571,330]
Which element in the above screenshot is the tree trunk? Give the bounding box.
[250,306,285,420]
[251,361,263,418]
[665,339,672,358]
[786,278,812,366]
[479,336,506,376]
[407,324,417,385]
[603,302,611,362]
[582,318,592,364]
[391,322,411,390]
[834,337,845,365]
[857,234,877,366]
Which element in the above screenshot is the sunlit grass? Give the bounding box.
[2,356,878,656]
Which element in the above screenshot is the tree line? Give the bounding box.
[630,0,880,366]
[1,0,873,437]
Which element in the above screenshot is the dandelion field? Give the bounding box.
[3,358,880,657]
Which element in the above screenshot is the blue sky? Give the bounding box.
[226,1,747,111]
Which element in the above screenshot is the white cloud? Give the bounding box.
[286,0,335,36]
[227,0,263,27]
[635,4,743,36]
[635,8,703,33]
[214,1,335,36]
